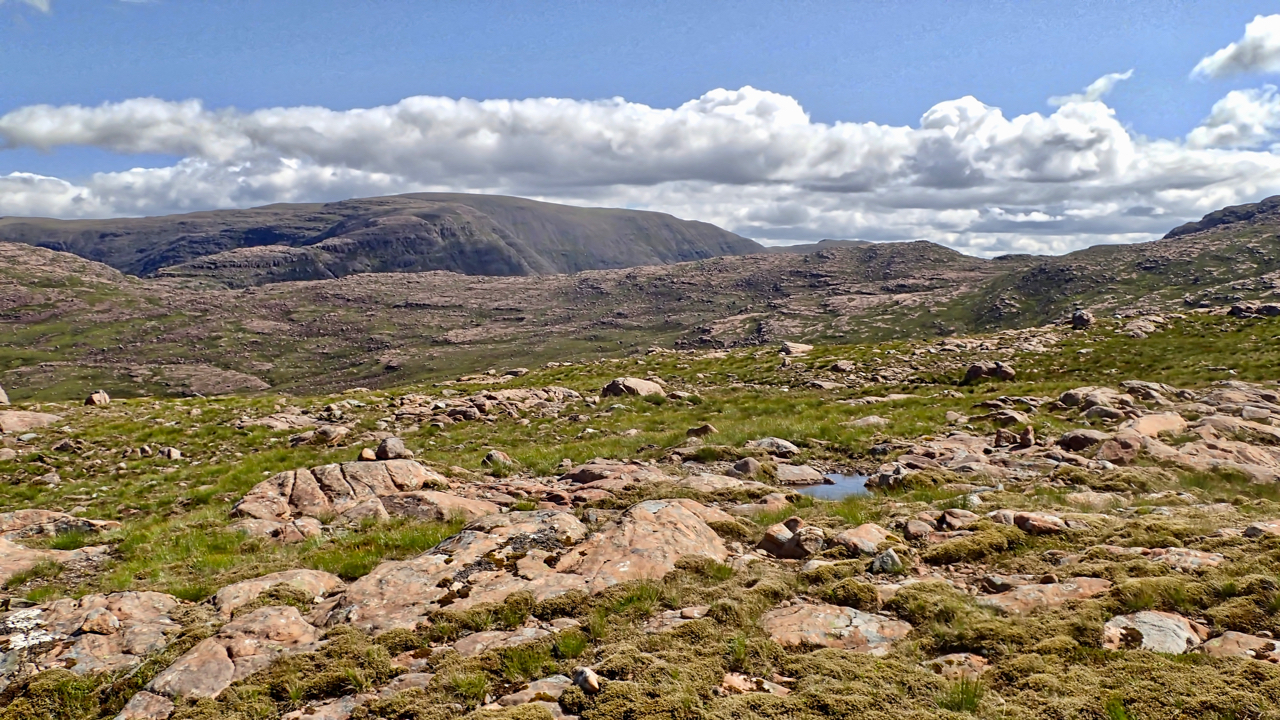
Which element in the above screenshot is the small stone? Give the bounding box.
[1071,310,1095,329]
[1014,511,1066,535]
[573,666,601,694]
[870,548,904,574]
[85,390,111,406]
[780,342,813,355]
[903,519,934,541]
[483,450,514,466]
[376,437,414,460]
[359,448,377,461]
[745,437,800,456]
[832,523,890,555]
[732,457,762,478]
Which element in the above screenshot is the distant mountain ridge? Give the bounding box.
[0,193,760,286]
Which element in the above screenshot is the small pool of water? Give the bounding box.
[794,473,869,500]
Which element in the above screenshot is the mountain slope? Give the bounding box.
[3,196,1280,399]
[0,193,760,285]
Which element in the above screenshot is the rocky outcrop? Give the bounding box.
[0,537,112,585]
[321,500,728,634]
[759,603,911,655]
[149,606,321,699]
[0,592,180,677]
[978,578,1111,614]
[0,410,61,434]
[212,569,346,619]
[0,509,120,539]
[231,459,456,534]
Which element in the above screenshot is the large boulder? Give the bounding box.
[555,499,730,590]
[560,459,670,490]
[965,361,1016,382]
[759,603,911,655]
[1245,520,1280,538]
[745,437,800,457]
[1103,611,1209,654]
[116,691,174,720]
[1070,310,1095,329]
[601,377,665,398]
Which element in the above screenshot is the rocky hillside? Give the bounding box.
[0,193,760,285]
[1,310,1279,719]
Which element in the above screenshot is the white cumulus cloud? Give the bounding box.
[1186,85,1280,148]
[1193,14,1280,79]
[5,77,1280,257]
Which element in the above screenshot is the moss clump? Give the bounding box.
[231,584,315,619]
[882,581,972,626]
[351,688,460,720]
[0,669,103,720]
[706,519,755,543]
[797,561,860,586]
[823,579,879,610]
[921,522,1025,564]
[532,590,590,621]
[375,626,428,655]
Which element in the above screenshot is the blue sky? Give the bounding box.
[6,0,1280,255]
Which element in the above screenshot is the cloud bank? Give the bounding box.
[5,69,1280,256]
[1193,14,1280,79]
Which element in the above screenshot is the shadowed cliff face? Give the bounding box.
[0,192,760,286]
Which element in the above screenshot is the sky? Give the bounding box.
[6,1,1280,256]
